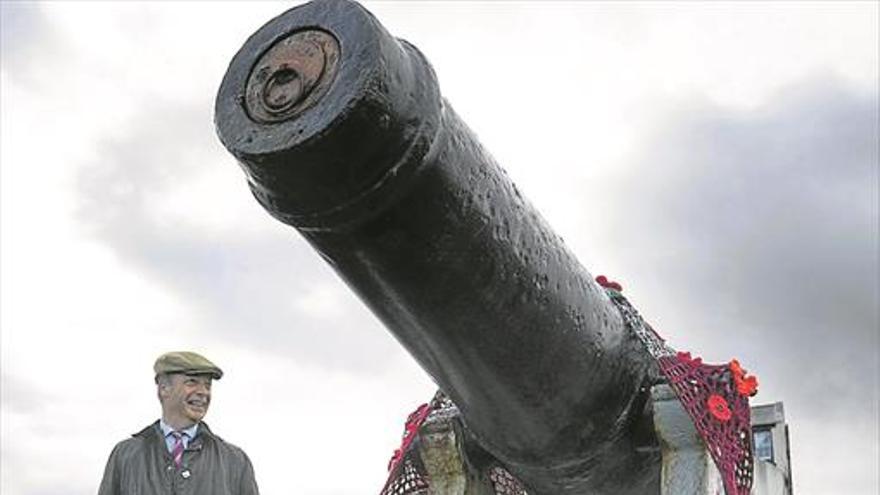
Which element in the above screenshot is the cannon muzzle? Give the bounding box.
[215,1,659,492]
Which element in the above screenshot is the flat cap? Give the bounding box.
[154,351,223,380]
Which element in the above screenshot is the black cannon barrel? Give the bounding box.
[215,0,658,492]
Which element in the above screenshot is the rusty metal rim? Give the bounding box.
[243,28,340,125]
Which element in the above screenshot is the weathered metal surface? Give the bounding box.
[215,0,660,493]
[244,29,340,124]
[418,400,471,495]
[413,394,529,495]
[651,385,725,495]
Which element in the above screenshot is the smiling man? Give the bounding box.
[98,351,259,495]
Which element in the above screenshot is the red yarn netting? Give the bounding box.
[380,456,430,495]
[380,402,432,495]
[657,353,754,494]
[598,275,756,495]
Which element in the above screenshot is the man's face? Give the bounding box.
[159,374,212,427]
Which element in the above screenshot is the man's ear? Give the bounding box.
[156,377,172,401]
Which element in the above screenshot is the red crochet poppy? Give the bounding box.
[736,375,759,396]
[707,394,732,422]
[595,275,622,291]
[729,359,745,377]
[729,359,759,397]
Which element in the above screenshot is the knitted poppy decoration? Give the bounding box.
[708,394,733,422]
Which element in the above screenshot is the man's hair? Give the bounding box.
[156,372,181,405]
[156,373,175,387]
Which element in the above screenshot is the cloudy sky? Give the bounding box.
[1,1,877,494]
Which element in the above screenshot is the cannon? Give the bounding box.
[214,1,755,494]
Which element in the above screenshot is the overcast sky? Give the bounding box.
[1,1,877,494]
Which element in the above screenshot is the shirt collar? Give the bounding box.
[159,418,199,439]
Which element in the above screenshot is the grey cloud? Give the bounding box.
[0,2,65,85]
[76,99,399,374]
[582,77,878,493]
[600,76,877,419]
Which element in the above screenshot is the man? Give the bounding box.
[98,351,259,495]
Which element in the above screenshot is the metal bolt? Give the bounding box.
[245,30,340,124]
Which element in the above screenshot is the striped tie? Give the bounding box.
[171,431,185,468]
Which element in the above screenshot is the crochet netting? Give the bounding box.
[605,278,755,495]
[379,393,529,495]
[380,277,755,495]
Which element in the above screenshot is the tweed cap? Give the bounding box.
[154,351,223,380]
